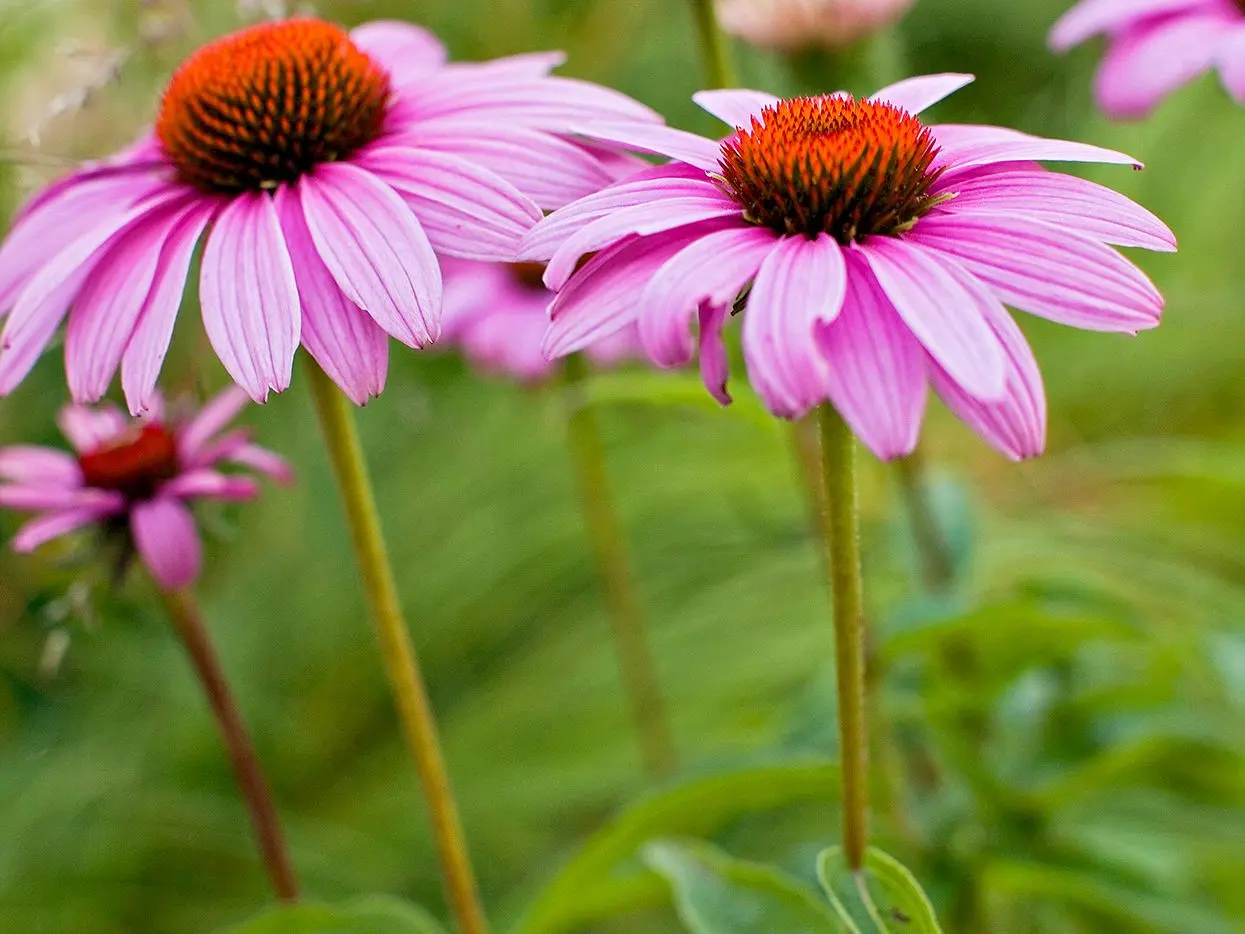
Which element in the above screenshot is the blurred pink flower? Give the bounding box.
[716,0,915,50]
[1050,0,1245,118]
[0,388,291,589]
[0,18,659,409]
[442,260,638,382]
[520,75,1176,461]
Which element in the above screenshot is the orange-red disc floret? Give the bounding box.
[79,424,181,500]
[718,95,946,243]
[156,18,390,194]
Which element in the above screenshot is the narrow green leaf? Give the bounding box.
[219,896,448,934]
[644,839,841,934]
[816,848,943,933]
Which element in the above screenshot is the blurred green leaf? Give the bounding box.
[580,371,777,432]
[816,847,943,934]
[644,838,840,934]
[220,896,447,934]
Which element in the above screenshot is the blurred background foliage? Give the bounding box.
[2,0,1245,932]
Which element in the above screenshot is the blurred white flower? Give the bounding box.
[715,0,915,51]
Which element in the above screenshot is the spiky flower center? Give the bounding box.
[155,19,390,194]
[79,424,180,500]
[718,95,946,243]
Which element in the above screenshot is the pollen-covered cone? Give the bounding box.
[716,0,915,50]
[0,18,660,410]
[0,388,292,589]
[519,75,1176,461]
[1050,0,1245,118]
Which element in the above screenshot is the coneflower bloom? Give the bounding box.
[0,388,291,588]
[442,260,638,382]
[716,0,916,51]
[0,18,659,409]
[1050,0,1245,118]
[520,74,1175,460]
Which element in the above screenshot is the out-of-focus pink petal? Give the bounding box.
[0,446,82,487]
[1049,0,1209,50]
[816,252,927,460]
[199,191,300,402]
[1217,24,1245,102]
[912,213,1163,332]
[860,237,1007,401]
[0,484,124,511]
[178,387,249,460]
[692,89,781,128]
[1092,13,1227,118]
[226,445,295,485]
[742,234,847,417]
[870,73,974,114]
[276,187,388,405]
[300,163,440,347]
[639,224,777,366]
[131,496,201,590]
[162,468,259,501]
[572,122,723,170]
[698,304,732,405]
[440,51,568,81]
[12,507,110,552]
[350,20,447,85]
[58,404,128,452]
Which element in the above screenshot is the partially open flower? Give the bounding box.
[520,75,1175,461]
[0,388,291,588]
[716,0,915,50]
[0,18,659,409]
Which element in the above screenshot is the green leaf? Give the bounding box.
[514,760,839,934]
[816,847,943,933]
[219,896,448,934]
[644,839,841,934]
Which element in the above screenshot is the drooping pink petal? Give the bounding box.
[937,168,1176,251]
[359,147,541,260]
[543,219,739,358]
[1049,0,1209,50]
[0,484,124,512]
[692,89,781,128]
[870,73,974,115]
[698,304,732,405]
[932,125,1141,174]
[12,506,113,553]
[225,444,295,485]
[741,234,847,417]
[162,468,260,502]
[121,200,218,415]
[178,387,249,461]
[276,188,387,405]
[816,253,927,460]
[639,224,778,366]
[1217,24,1245,102]
[572,122,723,171]
[58,404,128,452]
[0,446,82,487]
[349,20,447,85]
[1092,13,1227,118]
[860,237,1007,401]
[131,496,202,590]
[911,213,1163,332]
[930,302,1046,461]
[300,163,440,347]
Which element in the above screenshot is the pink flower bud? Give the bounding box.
[715,0,916,51]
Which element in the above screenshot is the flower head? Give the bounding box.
[716,0,916,50]
[1050,0,1245,118]
[0,18,659,409]
[0,388,292,589]
[520,75,1176,461]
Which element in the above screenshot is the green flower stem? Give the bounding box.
[687,0,737,88]
[895,446,955,591]
[562,355,677,777]
[304,359,488,934]
[817,405,869,871]
[157,586,299,902]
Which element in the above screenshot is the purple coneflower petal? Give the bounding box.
[409,75,661,128]
[58,404,128,452]
[162,468,260,502]
[178,387,249,462]
[121,201,217,415]
[200,191,300,402]
[12,506,112,552]
[698,304,732,405]
[0,484,124,512]
[817,254,927,460]
[1049,0,1208,50]
[933,127,1140,174]
[300,163,440,347]
[742,234,847,417]
[861,238,1007,401]
[931,304,1045,461]
[131,496,201,590]
[1218,26,1245,102]
[870,73,974,115]
[349,20,447,85]
[360,148,541,260]
[912,213,1163,332]
[1093,13,1227,118]
[443,51,569,80]
[0,446,81,487]
[573,122,723,171]
[640,224,777,366]
[277,188,387,405]
[939,168,1176,252]
[224,445,295,485]
[692,89,780,128]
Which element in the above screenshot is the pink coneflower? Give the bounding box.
[520,74,1175,460]
[0,388,291,588]
[716,0,916,50]
[442,260,638,382]
[0,18,659,409]
[1050,0,1245,118]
